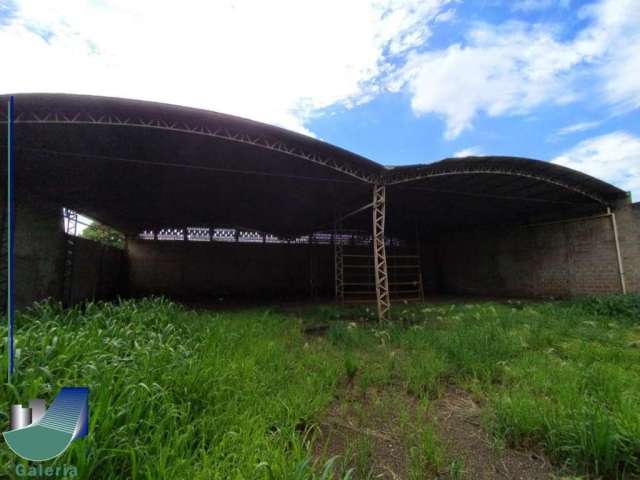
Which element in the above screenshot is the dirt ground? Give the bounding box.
[313,383,556,479]
[432,387,555,479]
[313,384,422,478]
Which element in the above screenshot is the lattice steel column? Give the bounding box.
[372,184,390,322]
[334,228,344,303]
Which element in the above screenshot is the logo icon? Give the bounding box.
[3,387,89,461]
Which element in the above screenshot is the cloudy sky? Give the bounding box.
[1,0,639,200]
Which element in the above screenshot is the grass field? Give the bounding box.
[1,295,639,479]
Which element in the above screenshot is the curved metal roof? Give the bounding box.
[0,93,628,237]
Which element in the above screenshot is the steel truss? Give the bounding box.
[385,168,607,206]
[0,110,614,206]
[372,184,390,322]
[2,107,620,323]
[0,111,376,184]
[334,188,421,320]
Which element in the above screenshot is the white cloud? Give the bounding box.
[556,121,601,136]
[392,0,640,139]
[0,0,451,136]
[583,0,640,111]
[434,8,456,23]
[552,131,640,201]
[396,21,581,139]
[453,146,483,157]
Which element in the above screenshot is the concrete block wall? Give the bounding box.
[5,197,125,309]
[424,202,640,298]
[127,239,335,301]
[616,202,640,293]
[67,236,125,305]
[419,246,441,294]
[8,197,638,308]
[13,198,66,309]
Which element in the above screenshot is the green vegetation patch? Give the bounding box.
[1,294,638,478]
[1,299,343,479]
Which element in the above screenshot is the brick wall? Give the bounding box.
[423,202,640,298]
[10,198,638,308]
[12,198,66,309]
[616,202,640,293]
[6,198,125,309]
[126,239,335,301]
[67,236,125,305]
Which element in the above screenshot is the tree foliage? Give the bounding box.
[81,223,125,249]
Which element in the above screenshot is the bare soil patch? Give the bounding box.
[313,383,428,479]
[313,383,559,479]
[432,387,556,480]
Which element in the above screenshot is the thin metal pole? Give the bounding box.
[415,223,425,303]
[608,208,627,294]
[335,201,374,224]
[524,208,627,295]
[333,225,344,303]
[7,96,14,383]
[522,212,613,229]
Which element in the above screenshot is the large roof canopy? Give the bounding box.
[0,93,627,237]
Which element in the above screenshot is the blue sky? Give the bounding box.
[1,0,639,199]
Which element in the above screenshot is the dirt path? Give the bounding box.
[312,384,558,479]
[313,385,419,478]
[432,388,555,480]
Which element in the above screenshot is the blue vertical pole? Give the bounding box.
[7,95,14,383]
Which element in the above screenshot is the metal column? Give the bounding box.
[609,208,627,294]
[372,184,390,322]
[0,207,7,313]
[334,228,344,303]
[415,225,425,303]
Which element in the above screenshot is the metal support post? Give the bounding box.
[608,208,627,294]
[414,223,425,302]
[372,184,390,322]
[334,227,344,303]
[0,207,7,313]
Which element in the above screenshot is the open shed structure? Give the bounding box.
[2,94,639,320]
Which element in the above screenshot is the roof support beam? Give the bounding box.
[385,169,609,206]
[3,116,376,184]
[2,108,620,207]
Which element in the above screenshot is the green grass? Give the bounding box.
[1,294,639,478]
[1,299,343,479]
[300,295,640,478]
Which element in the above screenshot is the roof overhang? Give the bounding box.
[0,93,628,237]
